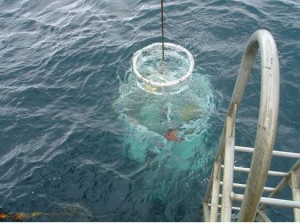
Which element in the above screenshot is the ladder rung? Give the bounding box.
[232,193,300,209]
[208,203,240,211]
[220,181,275,192]
[235,146,300,159]
[221,165,288,177]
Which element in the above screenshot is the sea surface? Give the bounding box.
[0,0,299,221]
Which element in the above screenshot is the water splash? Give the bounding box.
[115,67,215,171]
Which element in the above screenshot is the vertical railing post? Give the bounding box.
[204,126,226,221]
[210,157,222,221]
[290,169,300,221]
[221,104,237,221]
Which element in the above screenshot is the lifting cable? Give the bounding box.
[160,0,165,61]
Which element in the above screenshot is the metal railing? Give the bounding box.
[203,29,300,222]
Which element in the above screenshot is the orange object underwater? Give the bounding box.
[165,129,183,141]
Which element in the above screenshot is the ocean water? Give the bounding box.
[0,0,299,221]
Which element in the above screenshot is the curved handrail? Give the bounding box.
[236,29,279,222]
[203,29,280,222]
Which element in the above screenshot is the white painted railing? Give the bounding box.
[203,29,300,222]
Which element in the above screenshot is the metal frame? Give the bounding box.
[132,42,194,87]
[259,159,300,221]
[203,29,281,222]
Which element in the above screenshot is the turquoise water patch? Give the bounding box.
[115,66,215,172]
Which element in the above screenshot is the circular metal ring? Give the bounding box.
[132,42,194,88]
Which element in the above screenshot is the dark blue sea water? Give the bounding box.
[0,0,299,221]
